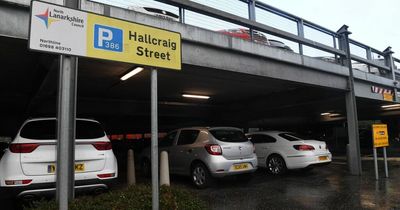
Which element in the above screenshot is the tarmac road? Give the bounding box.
[188,159,400,210]
[2,158,400,210]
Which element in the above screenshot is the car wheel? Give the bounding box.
[267,155,287,175]
[141,158,151,178]
[191,162,211,189]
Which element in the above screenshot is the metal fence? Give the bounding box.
[90,0,399,83]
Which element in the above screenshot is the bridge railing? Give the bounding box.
[90,0,399,83]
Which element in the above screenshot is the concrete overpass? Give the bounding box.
[0,0,399,175]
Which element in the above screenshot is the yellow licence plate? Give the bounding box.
[319,156,328,161]
[233,163,249,171]
[48,163,85,173]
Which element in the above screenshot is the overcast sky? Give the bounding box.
[260,0,399,57]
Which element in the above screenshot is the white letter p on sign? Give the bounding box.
[98,28,113,47]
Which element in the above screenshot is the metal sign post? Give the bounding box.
[373,147,379,180]
[151,68,159,210]
[56,55,78,210]
[373,147,389,180]
[56,1,79,210]
[372,124,390,180]
[29,2,181,209]
[383,147,389,178]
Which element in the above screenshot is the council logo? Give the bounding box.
[35,8,60,29]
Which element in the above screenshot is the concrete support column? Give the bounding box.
[337,25,362,175]
[383,47,398,102]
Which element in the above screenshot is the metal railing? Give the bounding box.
[90,0,399,84]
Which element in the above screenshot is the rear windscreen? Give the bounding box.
[210,129,248,142]
[20,120,105,140]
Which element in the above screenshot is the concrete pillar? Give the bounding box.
[127,149,136,185]
[337,25,362,175]
[160,151,170,186]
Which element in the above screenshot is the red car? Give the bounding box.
[218,28,293,52]
[218,28,269,45]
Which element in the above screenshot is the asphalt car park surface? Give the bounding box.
[174,158,400,210]
[2,158,400,210]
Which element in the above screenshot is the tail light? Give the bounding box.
[9,143,39,153]
[5,179,32,185]
[92,142,112,150]
[293,145,315,151]
[205,144,222,155]
[97,173,115,179]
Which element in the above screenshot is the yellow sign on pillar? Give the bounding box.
[383,93,394,101]
[372,124,389,148]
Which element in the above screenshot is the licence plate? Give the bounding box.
[48,163,85,173]
[233,163,249,171]
[319,156,328,161]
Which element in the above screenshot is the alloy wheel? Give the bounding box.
[268,156,284,175]
[192,166,206,186]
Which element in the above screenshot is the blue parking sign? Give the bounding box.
[94,24,123,52]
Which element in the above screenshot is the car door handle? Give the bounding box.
[187,149,193,153]
[262,147,268,149]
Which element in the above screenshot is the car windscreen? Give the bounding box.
[278,133,309,141]
[20,120,105,140]
[210,129,248,142]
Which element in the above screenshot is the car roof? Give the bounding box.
[25,118,99,123]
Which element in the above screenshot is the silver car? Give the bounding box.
[141,127,257,188]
